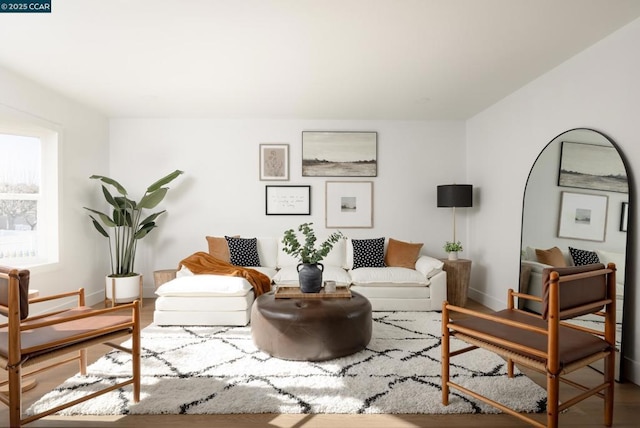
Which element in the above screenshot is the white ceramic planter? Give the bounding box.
[448,252,458,261]
[105,274,142,303]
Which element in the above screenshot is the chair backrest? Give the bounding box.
[541,263,609,320]
[0,265,30,320]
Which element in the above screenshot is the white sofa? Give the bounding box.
[153,236,447,326]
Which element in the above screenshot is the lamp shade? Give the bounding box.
[437,184,473,208]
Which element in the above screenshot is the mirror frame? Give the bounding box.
[519,127,634,380]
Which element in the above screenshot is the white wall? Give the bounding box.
[0,66,110,308]
[466,17,640,383]
[108,118,466,290]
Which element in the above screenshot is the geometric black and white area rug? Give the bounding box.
[28,311,547,416]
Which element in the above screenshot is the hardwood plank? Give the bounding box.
[1,298,638,427]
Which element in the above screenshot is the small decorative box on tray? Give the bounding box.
[274,286,352,299]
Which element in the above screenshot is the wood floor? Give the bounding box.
[1,299,639,428]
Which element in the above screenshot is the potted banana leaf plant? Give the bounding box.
[84,169,184,304]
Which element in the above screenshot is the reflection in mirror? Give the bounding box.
[520,128,630,380]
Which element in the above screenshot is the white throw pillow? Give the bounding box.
[273,265,352,286]
[349,267,428,285]
[155,275,253,296]
[415,255,444,278]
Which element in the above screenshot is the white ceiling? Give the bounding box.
[1,0,640,120]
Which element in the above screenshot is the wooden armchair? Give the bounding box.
[442,263,616,428]
[0,266,140,426]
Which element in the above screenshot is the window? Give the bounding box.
[0,127,58,267]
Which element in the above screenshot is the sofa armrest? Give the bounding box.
[415,255,444,279]
[428,270,447,308]
[520,259,551,273]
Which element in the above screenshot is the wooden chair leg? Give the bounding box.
[507,358,514,378]
[80,348,88,375]
[441,304,450,405]
[133,301,141,402]
[604,353,615,426]
[546,372,560,428]
[8,365,22,427]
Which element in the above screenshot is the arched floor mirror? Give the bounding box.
[520,128,632,380]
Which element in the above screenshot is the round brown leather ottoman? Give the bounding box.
[251,291,372,361]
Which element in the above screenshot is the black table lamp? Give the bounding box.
[437,184,473,243]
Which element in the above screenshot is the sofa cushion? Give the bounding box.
[384,238,423,268]
[351,237,385,269]
[225,236,261,266]
[155,275,253,296]
[273,265,352,286]
[568,246,600,266]
[349,267,428,285]
[535,246,567,267]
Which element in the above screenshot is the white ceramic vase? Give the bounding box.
[448,252,458,261]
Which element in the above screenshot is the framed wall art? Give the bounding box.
[302,131,377,177]
[265,185,310,215]
[557,191,608,241]
[558,141,627,193]
[620,202,628,232]
[325,181,373,228]
[260,143,289,181]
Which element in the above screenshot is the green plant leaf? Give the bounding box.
[89,216,110,237]
[139,188,168,209]
[147,170,184,193]
[90,175,127,195]
[84,207,116,227]
[134,222,157,239]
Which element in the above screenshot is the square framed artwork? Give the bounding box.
[265,185,311,215]
[260,143,289,181]
[558,141,627,193]
[557,191,608,241]
[302,131,377,177]
[325,181,373,228]
[620,202,628,232]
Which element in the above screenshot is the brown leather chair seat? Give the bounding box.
[251,291,372,361]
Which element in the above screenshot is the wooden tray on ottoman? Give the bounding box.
[275,286,352,299]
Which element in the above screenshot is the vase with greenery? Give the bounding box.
[444,241,463,260]
[281,222,344,293]
[84,170,183,302]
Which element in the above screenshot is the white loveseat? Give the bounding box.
[153,236,447,326]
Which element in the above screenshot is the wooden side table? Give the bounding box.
[441,258,472,307]
[153,269,177,289]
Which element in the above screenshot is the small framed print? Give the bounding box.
[620,202,628,232]
[265,185,311,215]
[260,143,289,181]
[325,181,373,228]
[557,191,608,241]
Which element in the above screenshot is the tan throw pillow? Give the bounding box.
[205,235,237,263]
[535,246,567,267]
[384,238,423,269]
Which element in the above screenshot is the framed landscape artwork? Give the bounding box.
[265,185,311,215]
[557,191,608,241]
[558,141,627,193]
[302,131,377,177]
[325,181,373,228]
[260,143,289,181]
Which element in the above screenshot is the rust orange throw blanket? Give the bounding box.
[178,251,271,296]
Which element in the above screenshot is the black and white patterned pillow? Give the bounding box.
[225,236,261,267]
[352,237,385,269]
[568,246,600,266]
